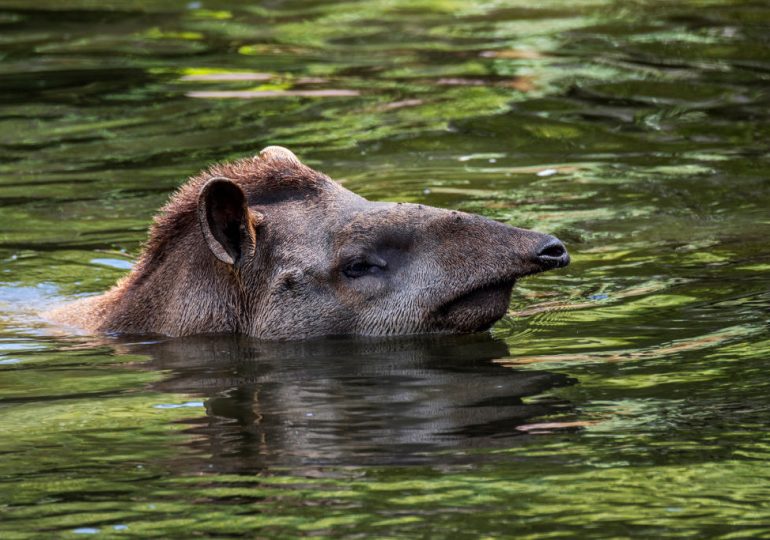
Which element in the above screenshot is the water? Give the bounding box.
[1,0,769,537]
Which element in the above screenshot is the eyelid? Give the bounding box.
[365,254,387,269]
[340,253,388,279]
[340,253,387,269]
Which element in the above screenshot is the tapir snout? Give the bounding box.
[534,235,570,270]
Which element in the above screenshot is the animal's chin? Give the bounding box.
[434,280,516,333]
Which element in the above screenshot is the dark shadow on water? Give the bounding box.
[126,333,577,470]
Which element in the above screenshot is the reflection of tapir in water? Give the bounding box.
[133,334,576,468]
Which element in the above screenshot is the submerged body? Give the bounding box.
[51,147,569,340]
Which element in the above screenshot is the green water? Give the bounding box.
[1,0,769,537]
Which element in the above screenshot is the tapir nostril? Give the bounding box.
[539,243,565,259]
[535,237,570,269]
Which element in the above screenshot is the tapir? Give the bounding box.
[50,146,569,339]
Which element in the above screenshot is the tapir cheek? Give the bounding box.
[333,275,390,308]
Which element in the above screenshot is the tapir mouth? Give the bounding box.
[435,279,516,332]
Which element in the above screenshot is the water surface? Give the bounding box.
[1,0,769,537]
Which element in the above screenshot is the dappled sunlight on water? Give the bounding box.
[0,0,769,537]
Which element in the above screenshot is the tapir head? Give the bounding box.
[101,146,569,339]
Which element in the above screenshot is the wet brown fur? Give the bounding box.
[50,149,330,336]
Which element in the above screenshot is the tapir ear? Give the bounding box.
[197,177,262,265]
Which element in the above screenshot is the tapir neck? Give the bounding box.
[96,238,245,336]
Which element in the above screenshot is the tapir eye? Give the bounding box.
[342,255,387,279]
[344,261,374,279]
